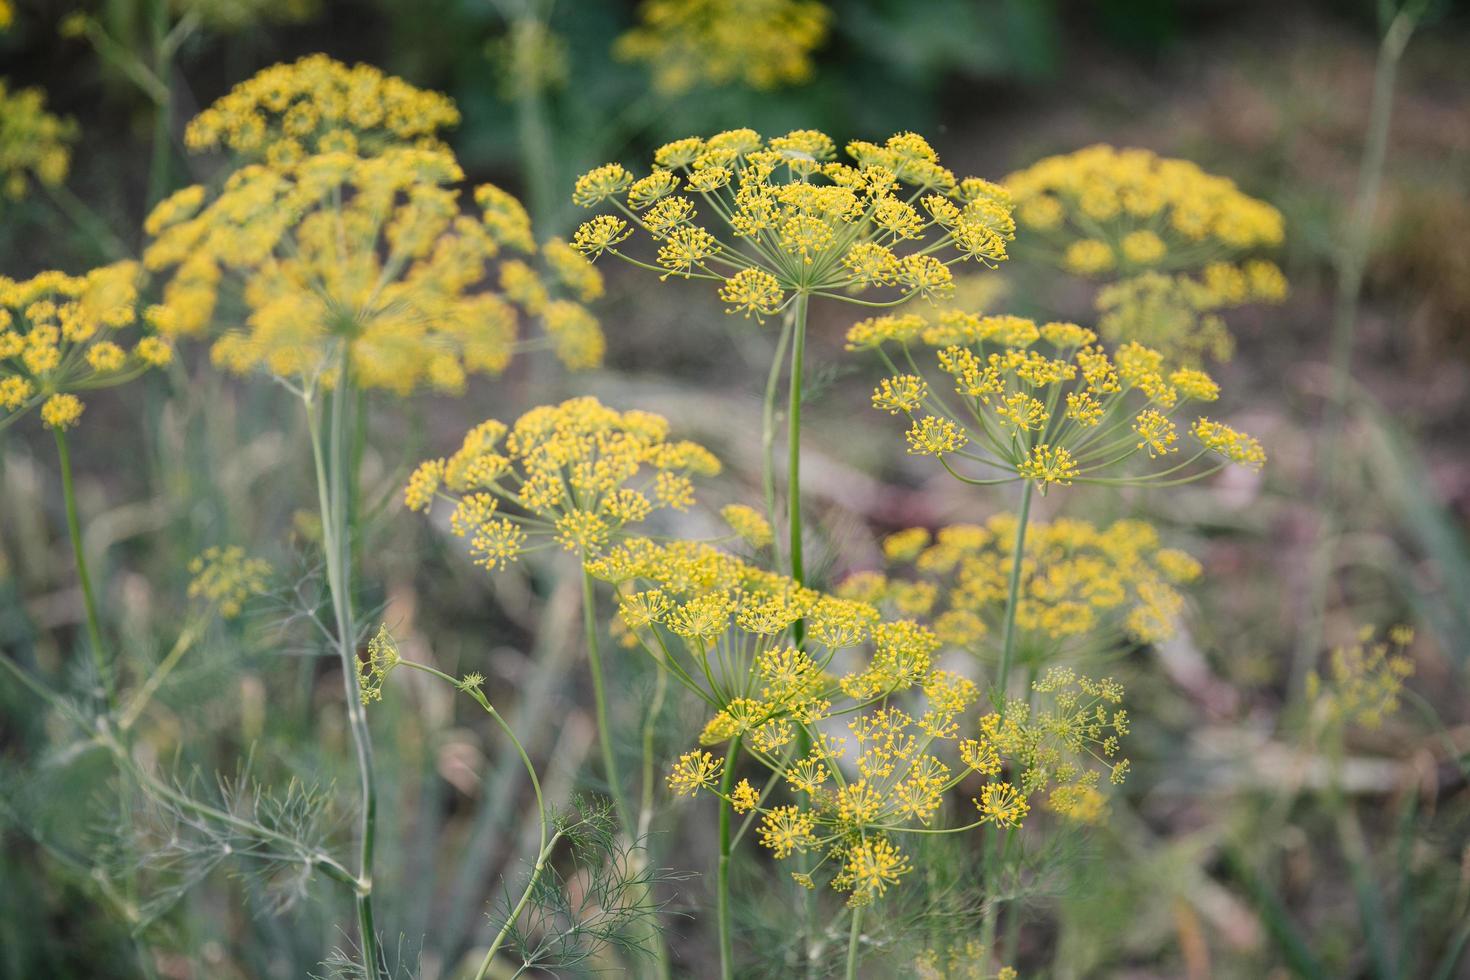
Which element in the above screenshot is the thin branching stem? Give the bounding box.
[717,735,742,980]
[583,566,631,833]
[54,427,112,710]
[304,354,383,980]
[845,905,863,980]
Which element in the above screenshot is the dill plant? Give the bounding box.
[135,57,607,979]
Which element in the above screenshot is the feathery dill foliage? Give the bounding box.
[850,312,1265,491]
[0,262,173,431]
[570,129,1014,317]
[0,79,76,201]
[405,396,722,568]
[145,57,604,392]
[1006,144,1288,363]
[616,0,831,94]
[587,535,1130,905]
[842,515,1201,652]
[488,800,691,974]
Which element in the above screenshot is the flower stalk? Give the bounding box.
[54,427,111,709]
[304,353,382,980]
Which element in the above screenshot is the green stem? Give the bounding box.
[145,0,172,209]
[979,480,1035,972]
[786,293,820,976]
[41,183,130,261]
[996,480,1035,704]
[1292,0,1424,693]
[717,736,742,980]
[583,567,630,832]
[762,308,797,564]
[54,427,111,708]
[511,9,558,231]
[306,365,383,980]
[845,905,863,980]
[639,656,673,980]
[788,293,809,598]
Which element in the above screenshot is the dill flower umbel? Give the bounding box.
[1005,145,1287,362]
[592,534,1115,905]
[0,262,172,431]
[1005,145,1284,278]
[845,515,1201,655]
[1094,262,1288,364]
[183,54,460,163]
[144,144,605,391]
[1306,625,1416,729]
[187,546,272,619]
[571,129,1015,317]
[406,397,721,569]
[0,79,77,201]
[616,0,831,94]
[849,311,1265,491]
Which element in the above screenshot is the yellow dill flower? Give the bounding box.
[1007,144,1284,274]
[1192,417,1266,469]
[1,262,170,431]
[863,514,1199,651]
[146,143,603,387]
[721,503,773,548]
[758,805,815,858]
[1121,229,1166,265]
[667,749,723,797]
[0,80,76,200]
[852,310,1262,489]
[572,129,1013,321]
[40,392,83,430]
[906,416,967,456]
[839,836,912,906]
[719,267,785,320]
[730,778,759,813]
[1307,626,1416,729]
[356,625,402,705]
[1064,239,1114,276]
[409,397,718,566]
[975,782,1029,827]
[187,545,272,619]
[184,55,459,162]
[616,0,830,94]
[1017,444,1077,487]
[872,374,928,415]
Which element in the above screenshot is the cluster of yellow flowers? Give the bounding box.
[841,515,1201,651]
[593,534,1128,904]
[1095,261,1288,363]
[915,939,1018,980]
[615,0,830,94]
[144,146,604,391]
[1005,144,1284,277]
[850,312,1265,490]
[186,545,272,619]
[571,129,1015,318]
[405,397,722,568]
[183,54,460,164]
[0,79,76,201]
[1004,145,1288,363]
[1307,625,1416,729]
[0,262,173,431]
